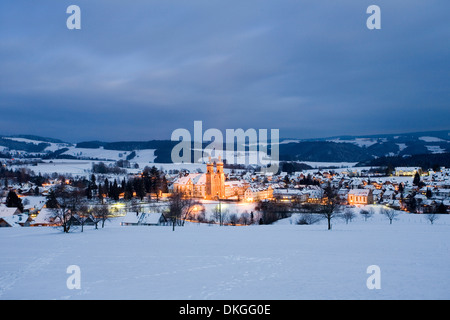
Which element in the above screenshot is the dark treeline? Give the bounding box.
[357,153,450,170]
[0,165,47,186]
[87,166,168,202]
[1,159,168,204]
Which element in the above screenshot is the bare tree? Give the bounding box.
[319,186,341,230]
[181,198,202,226]
[296,212,322,225]
[51,184,86,233]
[52,204,72,233]
[380,207,399,224]
[167,192,199,231]
[212,204,229,226]
[239,211,251,225]
[228,213,239,226]
[425,213,439,225]
[360,207,374,221]
[77,205,90,232]
[212,204,223,226]
[92,204,110,229]
[341,208,356,224]
[220,209,230,226]
[195,207,206,223]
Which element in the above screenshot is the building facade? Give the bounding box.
[348,189,374,206]
[173,157,248,200]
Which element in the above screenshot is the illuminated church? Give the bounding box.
[172,157,248,200]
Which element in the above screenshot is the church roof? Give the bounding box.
[174,173,206,186]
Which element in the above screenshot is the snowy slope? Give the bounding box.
[2,130,450,164]
[2,137,72,152]
[0,212,449,300]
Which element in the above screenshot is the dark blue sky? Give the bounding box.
[0,0,449,142]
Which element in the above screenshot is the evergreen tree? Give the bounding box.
[413,172,421,186]
[149,166,160,194]
[124,180,134,200]
[437,202,447,214]
[111,179,120,201]
[97,184,104,203]
[6,190,24,212]
[45,189,59,209]
[90,174,97,189]
[103,178,109,197]
[161,176,169,193]
[86,185,92,200]
[134,178,146,200]
[406,196,417,213]
[283,175,290,188]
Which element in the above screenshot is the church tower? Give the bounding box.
[215,156,225,199]
[205,156,226,200]
[206,156,213,199]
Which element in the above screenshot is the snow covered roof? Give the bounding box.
[0,206,20,218]
[122,211,140,224]
[348,189,371,196]
[0,214,29,227]
[140,213,165,225]
[395,167,421,171]
[173,173,206,186]
[32,208,58,225]
[122,212,165,225]
[273,188,305,195]
[225,180,246,187]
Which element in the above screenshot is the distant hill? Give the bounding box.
[1,129,449,165]
[357,153,450,170]
[279,129,450,162]
[10,134,66,144]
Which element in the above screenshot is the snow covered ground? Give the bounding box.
[0,211,449,300]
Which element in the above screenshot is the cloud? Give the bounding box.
[0,0,449,142]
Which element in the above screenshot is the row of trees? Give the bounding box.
[46,184,111,233]
[86,166,169,202]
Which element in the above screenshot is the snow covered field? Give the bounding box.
[0,212,449,300]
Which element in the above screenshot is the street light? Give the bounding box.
[216,192,222,226]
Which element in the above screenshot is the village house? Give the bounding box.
[272,188,307,203]
[381,189,396,203]
[244,186,273,202]
[31,208,60,226]
[0,206,31,227]
[0,206,22,217]
[337,188,350,204]
[348,189,374,206]
[372,189,383,203]
[121,212,168,226]
[0,213,31,227]
[395,167,422,176]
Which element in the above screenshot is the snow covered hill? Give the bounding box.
[1,129,449,164]
[0,210,449,300]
